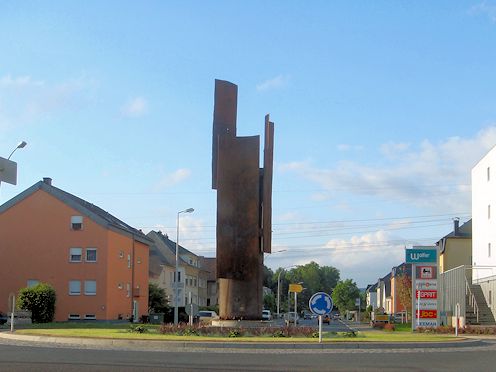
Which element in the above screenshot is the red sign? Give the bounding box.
[416,290,437,299]
[416,310,437,319]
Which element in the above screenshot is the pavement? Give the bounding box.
[0,327,492,351]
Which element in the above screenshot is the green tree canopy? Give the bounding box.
[148,282,169,313]
[332,279,360,314]
[269,261,340,313]
[18,282,56,323]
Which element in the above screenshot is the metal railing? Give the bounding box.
[465,277,479,323]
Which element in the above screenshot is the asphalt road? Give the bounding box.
[2,337,496,371]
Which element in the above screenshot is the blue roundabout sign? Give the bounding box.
[309,292,333,316]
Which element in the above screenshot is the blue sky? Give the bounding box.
[1,1,496,286]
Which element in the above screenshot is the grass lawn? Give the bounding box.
[12,323,457,343]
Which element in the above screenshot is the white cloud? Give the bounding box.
[280,126,496,212]
[121,97,148,117]
[470,1,496,22]
[337,144,364,152]
[0,74,44,87]
[153,168,192,191]
[380,142,410,158]
[256,75,290,92]
[0,74,97,132]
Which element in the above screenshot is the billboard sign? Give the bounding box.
[406,246,439,330]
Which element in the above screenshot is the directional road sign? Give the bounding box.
[289,283,303,293]
[309,292,333,316]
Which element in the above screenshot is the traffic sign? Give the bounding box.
[289,283,303,293]
[0,157,17,185]
[185,303,199,316]
[309,292,333,315]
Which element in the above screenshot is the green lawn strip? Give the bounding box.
[15,328,457,342]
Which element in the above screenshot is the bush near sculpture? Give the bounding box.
[17,283,56,323]
[416,325,496,334]
[159,324,317,338]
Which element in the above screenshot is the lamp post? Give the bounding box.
[0,141,27,189]
[174,207,194,325]
[7,141,27,160]
[277,265,295,319]
[294,282,304,325]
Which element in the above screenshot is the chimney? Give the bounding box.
[453,217,460,236]
[43,177,52,186]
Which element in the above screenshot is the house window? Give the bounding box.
[27,279,39,287]
[68,314,80,320]
[84,314,96,320]
[126,283,131,298]
[84,280,96,295]
[137,257,142,264]
[86,248,97,262]
[119,250,124,258]
[488,167,491,181]
[489,243,492,258]
[69,248,82,262]
[127,254,131,268]
[69,281,81,295]
[71,216,83,230]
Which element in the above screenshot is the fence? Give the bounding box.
[439,265,466,324]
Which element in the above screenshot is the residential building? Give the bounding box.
[437,219,472,275]
[199,257,218,307]
[365,283,378,311]
[472,147,496,322]
[0,178,150,321]
[390,262,412,314]
[473,147,496,282]
[376,273,391,313]
[147,231,209,307]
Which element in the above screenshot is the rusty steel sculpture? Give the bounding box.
[212,79,274,320]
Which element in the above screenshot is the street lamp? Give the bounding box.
[277,265,296,318]
[174,208,194,325]
[7,141,27,160]
[0,141,27,189]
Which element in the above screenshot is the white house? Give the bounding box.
[472,147,496,281]
[472,146,496,319]
[366,283,378,311]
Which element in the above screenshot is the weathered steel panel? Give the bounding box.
[216,135,260,280]
[212,79,237,190]
[262,115,274,254]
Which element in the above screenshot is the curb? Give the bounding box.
[0,331,487,350]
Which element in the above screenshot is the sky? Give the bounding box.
[1,1,496,287]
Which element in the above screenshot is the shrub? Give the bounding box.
[383,323,395,332]
[128,324,148,333]
[17,283,56,323]
[228,329,242,338]
[372,322,386,329]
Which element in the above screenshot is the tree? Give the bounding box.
[270,262,340,313]
[263,293,276,312]
[17,282,56,323]
[396,274,412,316]
[148,283,169,313]
[263,265,274,289]
[332,279,360,314]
